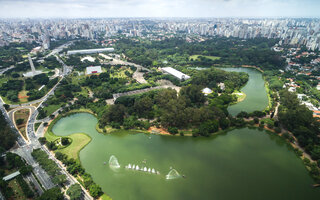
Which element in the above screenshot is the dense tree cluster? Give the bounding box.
[0,79,23,102]
[0,112,16,150]
[278,90,320,174]
[36,187,64,200]
[0,42,37,68]
[0,152,34,199]
[97,68,249,135]
[42,56,61,69]
[66,184,82,200]
[54,152,103,198]
[192,68,248,93]
[116,37,285,70]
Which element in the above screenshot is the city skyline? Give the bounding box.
[0,0,320,18]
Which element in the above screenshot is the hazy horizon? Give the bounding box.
[0,0,319,19]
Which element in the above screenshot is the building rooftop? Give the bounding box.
[161,67,190,80]
[86,66,102,75]
[3,171,20,181]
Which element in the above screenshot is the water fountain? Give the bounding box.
[148,168,151,173]
[136,165,140,170]
[152,168,156,174]
[109,155,120,169]
[144,167,147,171]
[166,169,181,180]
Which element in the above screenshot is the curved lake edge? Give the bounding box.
[217,66,273,113]
[191,65,273,113]
[47,111,319,181]
[47,112,320,200]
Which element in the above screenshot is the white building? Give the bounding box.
[86,66,102,75]
[202,88,213,96]
[161,67,190,80]
[218,83,225,91]
[67,48,114,55]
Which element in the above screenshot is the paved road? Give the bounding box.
[45,41,74,58]
[0,65,14,75]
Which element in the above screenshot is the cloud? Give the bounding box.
[0,0,319,18]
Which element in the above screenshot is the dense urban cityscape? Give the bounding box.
[1,18,320,50]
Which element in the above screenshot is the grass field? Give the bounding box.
[100,194,113,200]
[45,125,91,161]
[8,178,26,200]
[43,103,63,117]
[18,90,29,103]
[14,109,30,141]
[189,55,221,61]
[233,90,247,102]
[56,133,91,160]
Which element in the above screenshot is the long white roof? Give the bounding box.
[162,67,190,80]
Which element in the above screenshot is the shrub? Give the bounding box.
[168,127,178,135]
[61,137,70,146]
[274,127,281,133]
[267,123,274,129]
[38,137,47,144]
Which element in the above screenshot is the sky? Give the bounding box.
[0,0,319,18]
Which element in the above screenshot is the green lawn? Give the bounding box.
[8,179,26,200]
[78,87,89,97]
[233,90,247,102]
[56,133,91,160]
[189,55,221,61]
[45,125,91,161]
[43,103,63,116]
[100,193,113,200]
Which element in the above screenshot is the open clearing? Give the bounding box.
[14,109,30,141]
[189,55,221,61]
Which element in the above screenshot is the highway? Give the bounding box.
[1,42,94,199]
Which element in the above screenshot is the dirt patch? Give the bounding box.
[148,127,171,135]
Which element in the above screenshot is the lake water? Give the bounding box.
[220,67,269,116]
[52,113,320,200]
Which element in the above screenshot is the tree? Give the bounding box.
[36,187,64,200]
[3,104,9,110]
[89,183,102,198]
[20,165,33,176]
[16,118,24,125]
[67,184,82,200]
[134,96,153,117]
[311,146,320,161]
[38,137,47,144]
[55,152,66,161]
[100,104,126,126]
[168,127,178,135]
[219,118,230,129]
[61,137,70,146]
[52,174,67,186]
[179,85,205,106]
